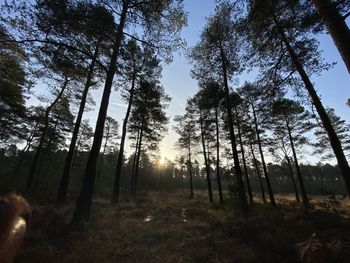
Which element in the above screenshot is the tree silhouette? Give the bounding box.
[112,40,161,202]
[128,80,170,197]
[242,0,350,195]
[174,99,199,199]
[272,98,312,209]
[189,3,247,211]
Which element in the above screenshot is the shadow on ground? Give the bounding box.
[16,191,350,263]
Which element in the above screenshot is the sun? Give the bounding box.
[158,157,165,167]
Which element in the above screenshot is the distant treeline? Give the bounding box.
[0,149,345,203]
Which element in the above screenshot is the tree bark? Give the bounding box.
[27,78,68,193]
[235,108,253,204]
[71,1,129,225]
[57,43,99,204]
[188,139,194,199]
[276,21,350,196]
[130,128,140,195]
[16,123,37,175]
[199,109,213,202]
[97,124,110,180]
[249,142,266,203]
[281,138,300,203]
[70,132,83,173]
[132,121,144,198]
[251,103,277,207]
[112,69,137,202]
[215,107,224,204]
[311,0,350,74]
[286,120,310,209]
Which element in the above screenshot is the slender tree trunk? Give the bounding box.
[112,70,137,202]
[130,128,140,195]
[97,126,110,180]
[276,21,350,196]
[57,43,99,204]
[188,138,194,199]
[218,40,247,211]
[181,165,185,193]
[235,108,253,204]
[36,119,58,181]
[251,104,276,207]
[71,1,129,225]
[27,78,68,193]
[16,124,37,175]
[70,132,83,174]
[286,121,310,209]
[132,121,144,198]
[249,142,266,203]
[285,154,300,203]
[281,137,300,203]
[311,0,350,74]
[199,109,213,202]
[215,107,224,204]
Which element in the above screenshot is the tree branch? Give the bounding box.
[0,38,109,72]
[343,10,350,20]
[122,31,159,49]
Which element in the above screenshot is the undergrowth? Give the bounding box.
[15,191,350,263]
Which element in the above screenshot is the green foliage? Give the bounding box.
[0,26,27,142]
[270,98,312,161]
[189,3,241,85]
[174,98,199,154]
[35,0,116,41]
[129,80,170,151]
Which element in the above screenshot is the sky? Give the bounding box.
[23,0,350,163]
[85,0,218,161]
[156,0,350,162]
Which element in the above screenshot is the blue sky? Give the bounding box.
[157,0,350,161]
[157,0,217,160]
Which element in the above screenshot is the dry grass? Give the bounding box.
[15,191,350,263]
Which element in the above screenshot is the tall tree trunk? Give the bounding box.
[251,103,276,207]
[181,164,185,193]
[112,70,137,202]
[285,154,300,203]
[281,137,300,203]
[286,120,310,209]
[188,137,194,199]
[27,78,68,193]
[235,108,253,204]
[249,142,266,203]
[215,107,224,204]
[36,118,58,181]
[199,109,213,202]
[275,20,350,196]
[16,124,37,175]
[130,128,141,195]
[218,40,247,211]
[70,132,83,174]
[97,125,110,180]
[132,121,144,198]
[57,43,99,204]
[311,0,350,74]
[71,1,129,225]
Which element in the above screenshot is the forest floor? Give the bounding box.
[16,191,350,263]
